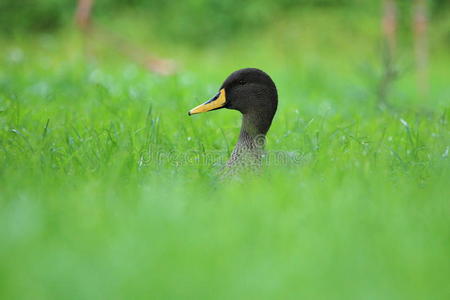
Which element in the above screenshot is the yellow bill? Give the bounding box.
[188,89,226,116]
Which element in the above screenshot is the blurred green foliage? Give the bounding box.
[1,0,449,44]
[0,0,74,33]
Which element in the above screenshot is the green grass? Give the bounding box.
[0,10,449,300]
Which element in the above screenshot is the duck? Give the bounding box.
[188,68,278,172]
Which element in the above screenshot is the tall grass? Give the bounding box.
[0,9,449,299]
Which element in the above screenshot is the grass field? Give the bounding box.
[0,9,449,300]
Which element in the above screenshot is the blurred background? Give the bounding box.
[1,0,449,111]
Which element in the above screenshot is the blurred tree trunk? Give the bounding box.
[413,0,428,99]
[75,0,93,31]
[378,0,397,108]
[382,0,396,58]
[75,0,94,63]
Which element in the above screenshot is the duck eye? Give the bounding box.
[238,80,247,85]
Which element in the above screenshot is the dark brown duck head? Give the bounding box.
[188,68,278,168]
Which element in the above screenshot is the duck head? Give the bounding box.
[188,68,278,136]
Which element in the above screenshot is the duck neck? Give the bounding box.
[228,111,273,166]
[239,112,269,145]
